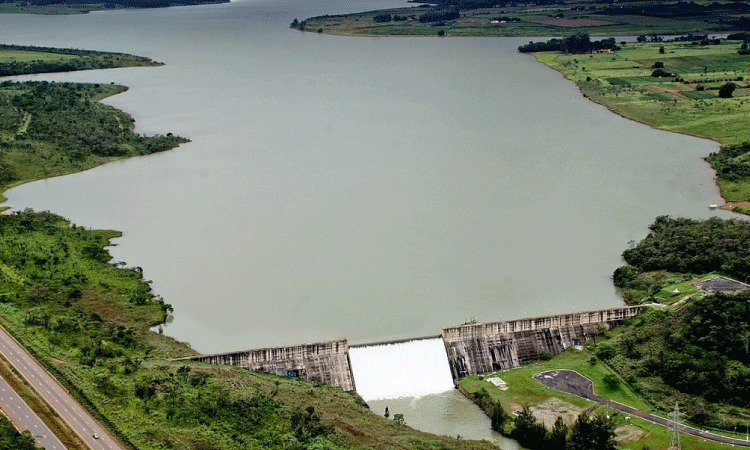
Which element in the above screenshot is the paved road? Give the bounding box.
[534,369,750,447]
[0,372,66,450]
[0,323,124,450]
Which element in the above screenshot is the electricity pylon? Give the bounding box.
[668,401,681,450]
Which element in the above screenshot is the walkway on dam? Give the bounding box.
[534,370,750,447]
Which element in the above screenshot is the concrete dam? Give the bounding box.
[442,305,644,379]
[180,306,644,391]
[178,339,356,391]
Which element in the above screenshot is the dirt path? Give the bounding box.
[534,369,750,447]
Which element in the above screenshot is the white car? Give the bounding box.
[93,433,99,439]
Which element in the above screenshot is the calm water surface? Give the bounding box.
[2,0,734,351]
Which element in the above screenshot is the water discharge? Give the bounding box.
[349,338,454,401]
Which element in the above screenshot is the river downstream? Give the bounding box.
[0,0,738,444]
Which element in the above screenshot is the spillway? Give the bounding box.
[349,338,454,401]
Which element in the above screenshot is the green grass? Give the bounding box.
[298,4,744,37]
[533,40,750,208]
[460,348,651,413]
[0,49,78,63]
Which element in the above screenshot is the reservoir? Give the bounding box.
[0,0,737,444]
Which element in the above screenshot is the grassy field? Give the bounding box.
[0,49,79,63]
[297,4,742,37]
[532,39,750,208]
[458,343,747,449]
[534,40,750,143]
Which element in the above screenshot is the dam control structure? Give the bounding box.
[179,306,645,391]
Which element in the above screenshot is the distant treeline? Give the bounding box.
[0,0,224,8]
[426,0,726,11]
[418,8,459,22]
[596,0,750,17]
[518,33,619,54]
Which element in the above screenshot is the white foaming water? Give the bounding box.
[349,338,454,401]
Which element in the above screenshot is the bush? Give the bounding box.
[603,374,620,390]
[651,69,673,77]
[718,82,736,98]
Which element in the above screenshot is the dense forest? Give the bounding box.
[0,81,186,193]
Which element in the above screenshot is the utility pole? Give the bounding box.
[668,401,681,450]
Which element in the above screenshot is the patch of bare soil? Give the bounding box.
[615,424,646,443]
[528,18,615,27]
[720,201,750,210]
[529,398,584,428]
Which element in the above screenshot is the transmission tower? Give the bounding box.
[668,401,681,450]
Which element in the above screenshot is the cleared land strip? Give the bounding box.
[534,369,750,447]
[0,323,123,450]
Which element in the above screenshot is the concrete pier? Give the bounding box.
[441,306,644,379]
[178,339,356,391]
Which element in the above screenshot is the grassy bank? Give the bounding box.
[531,39,750,208]
[295,2,743,37]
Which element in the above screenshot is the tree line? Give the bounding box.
[615,215,750,281]
[473,389,617,450]
[518,33,620,54]
[706,141,750,182]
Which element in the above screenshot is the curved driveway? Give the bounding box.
[0,323,124,450]
[534,369,750,447]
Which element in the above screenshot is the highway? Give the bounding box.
[0,323,124,450]
[0,372,66,450]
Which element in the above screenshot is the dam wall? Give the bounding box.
[441,306,644,379]
[178,339,356,391]
[179,306,645,391]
